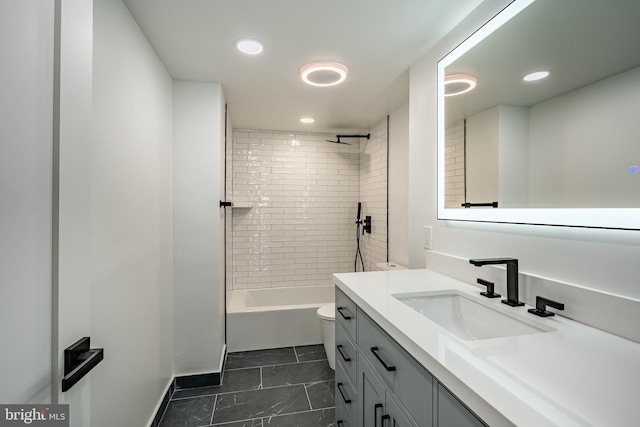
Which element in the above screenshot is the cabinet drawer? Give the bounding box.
[336,323,358,388]
[336,288,358,342]
[336,360,357,426]
[358,311,433,427]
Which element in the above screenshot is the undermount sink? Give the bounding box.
[393,291,554,340]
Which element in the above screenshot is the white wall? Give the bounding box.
[466,107,499,204]
[0,3,94,424]
[92,1,174,426]
[465,105,529,207]
[389,103,410,267]
[56,2,94,426]
[498,105,529,207]
[173,81,226,375]
[0,0,54,405]
[409,0,640,332]
[528,66,640,208]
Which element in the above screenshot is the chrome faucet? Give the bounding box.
[469,258,524,307]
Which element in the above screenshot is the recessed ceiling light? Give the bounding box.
[235,39,264,55]
[523,70,550,82]
[443,74,477,96]
[300,62,348,87]
[300,117,315,124]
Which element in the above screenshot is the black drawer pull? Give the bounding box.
[337,306,352,320]
[382,414,391,426]
[374,403,383,427]
[337,345,351,362]
[337,382,352,404]
[371,347,396,371]
[337,421,344,427]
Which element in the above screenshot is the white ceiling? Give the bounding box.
[121,0,482,134]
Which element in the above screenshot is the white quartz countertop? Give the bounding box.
[333,269,640,427]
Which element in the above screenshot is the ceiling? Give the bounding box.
[121,0,482,134]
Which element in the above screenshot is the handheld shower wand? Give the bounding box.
[355,202,365,272]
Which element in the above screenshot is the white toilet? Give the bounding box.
[317,303,336,370]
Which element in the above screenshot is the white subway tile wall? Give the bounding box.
[445,121,465,208]
[230,131,362,289]
[359,120,388,271]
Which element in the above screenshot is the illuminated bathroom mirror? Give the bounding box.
[437,0,640,229]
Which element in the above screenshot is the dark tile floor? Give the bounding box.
[159,345,336,427]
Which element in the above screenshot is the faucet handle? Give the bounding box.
[477,278,500,298]
[528,296,565,317]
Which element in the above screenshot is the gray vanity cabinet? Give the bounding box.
[437,384,485,427]
[386,391,419,427]
[358,354,418,427]
[336,360,358,427]
[358,355,386,427]
[358,311,433,426]
[336,288,358,340]
[335,291,359,427]
[335,320,358,387]
[335,287,488,427]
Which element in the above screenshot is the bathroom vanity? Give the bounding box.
[333,269,640,427]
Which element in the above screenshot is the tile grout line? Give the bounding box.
[294,346,300,363]
[303,383,314,412]
[209,394,218,426]
[205,415,259,426]
[210,407,331,426]
[169,380,335,401]
[260,408,335,424]
[225,357,327,371]
[259,366,263,390]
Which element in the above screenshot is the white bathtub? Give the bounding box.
[227,286,335,353]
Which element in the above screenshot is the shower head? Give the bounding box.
[326,137,351,145]
[326,133,371,145]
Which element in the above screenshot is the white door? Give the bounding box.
[0,0,55,405]
[1,1,93,426]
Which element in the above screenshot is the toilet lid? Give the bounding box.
[317,303,335,320]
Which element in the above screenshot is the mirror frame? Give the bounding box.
[437,0,640,230]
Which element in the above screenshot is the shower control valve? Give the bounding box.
[363,216,372,234]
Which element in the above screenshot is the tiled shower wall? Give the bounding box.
[445,120,465,208]
[358,119,388,271]
[230,131,360,289]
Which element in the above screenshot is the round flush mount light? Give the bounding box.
[523,70,550,82]
[443,74,477,96]
[235,39,264,55]
[300,62,348,87]
[300,117,315,124]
